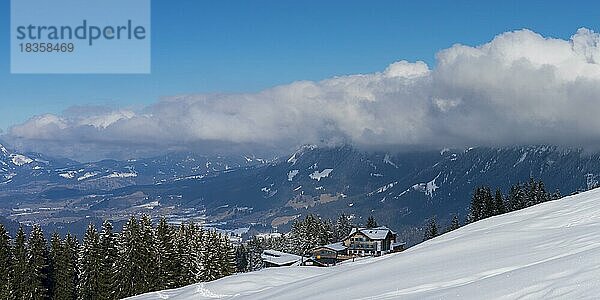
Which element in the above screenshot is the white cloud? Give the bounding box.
[6,28,600,160]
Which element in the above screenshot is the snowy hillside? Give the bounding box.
[130,188,600,299]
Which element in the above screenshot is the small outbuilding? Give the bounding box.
[309,242,349,266]
[261,249,302,268]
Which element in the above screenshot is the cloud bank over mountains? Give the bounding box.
[6,28,600,160]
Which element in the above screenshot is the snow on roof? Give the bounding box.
[261,250,301,266]
[256,232,282,240]
[392,241,406,247]
[314,242,347,252]
[348,226,395,240]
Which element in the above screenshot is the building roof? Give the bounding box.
[313,242,347,252]
[392,241,406,247]
[261,249,301,266]
[256,232,283,240]
[348,226,395,240]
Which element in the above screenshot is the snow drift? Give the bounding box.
[129,188,600,299]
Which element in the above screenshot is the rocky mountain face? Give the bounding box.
[0,143,597,243]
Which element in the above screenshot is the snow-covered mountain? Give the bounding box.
[0,142,271,189]
[2,143,600,241]
[129,187,600,299]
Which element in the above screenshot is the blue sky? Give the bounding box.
[0,0,598,132]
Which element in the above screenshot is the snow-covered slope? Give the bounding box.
[130,188,600,299]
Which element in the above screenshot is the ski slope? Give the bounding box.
[130,188,600,299]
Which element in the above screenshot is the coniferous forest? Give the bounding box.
[0,215,237,299]
[422,178,561,241]
[467,178,560,223]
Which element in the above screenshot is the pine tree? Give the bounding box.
[218,235,236,277]
[155,217,176,290]
[482,186,495,218]
[366,216,378,229]
[0,223,11,299]
[78,223,101,300]
[246,237,264,271]
[98,220,118,299]
[288,214,332,255]
[447,215,461,232]
[265,235,289,252]
[27,224,49,300]
[508,183,526,211]
[318,219,334,246]
[494,189,506,215]
[114,216,143,298]
[49,232,62,299]
[55,234,78,300]
[525,177,538,207]
[423,217,439,241]
[138,215,158,294]
[536,180,550,203]
[173,223,193,287]
[468,187,484,222]
[552,188,562,200]
[234,244,249,273]
[187,222,205,284]
[335,214,352,242]
[202,231,222,281]
[12,225,28,299]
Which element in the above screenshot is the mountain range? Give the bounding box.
[1,142,598,243]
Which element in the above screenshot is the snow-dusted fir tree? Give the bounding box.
[49,232,62,298]
[27,224,49,300]
[264,235,290,253]
[423,217,439,241]
[0,224,11,299]
[366,216,378,229]
[494,189,507,215]
[11,225,28,299]
[55,233,79,300]
[78,223,101,300]
[508,184,527,211]
[173,223,193,287]
[155,217,176,290]
[202,230,222,281]
[319,219,334,245]
[289,214,332,255]
[115,216,146,298]
[98,220,118,299]
[291,215,314,255]
[187,222,205,283]
[218,234,236,277]
[138,215,159,293]
[448,215,461,232]
[526,178,539,207]
[234,244,249,273]
[246,237,264,271]
[482,187,495,219]
[335,214,353,241]
[469,187,493,222]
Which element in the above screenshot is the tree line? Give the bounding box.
[423,178,560,241]
[0,215,236,299]
[467,178,559,223]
